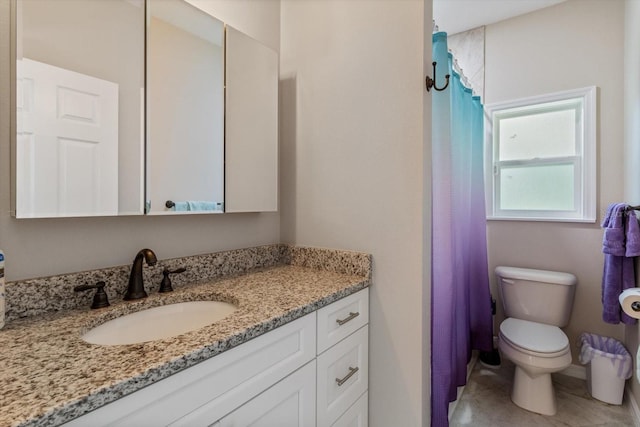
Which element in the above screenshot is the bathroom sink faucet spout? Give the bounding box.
[124,248,158,300]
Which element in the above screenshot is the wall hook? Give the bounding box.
[425,61,450,92]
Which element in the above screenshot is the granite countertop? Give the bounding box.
[0,263,369,427]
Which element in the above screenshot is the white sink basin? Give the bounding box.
[82,301,238,345]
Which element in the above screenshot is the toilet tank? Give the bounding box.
[495,266,577,327]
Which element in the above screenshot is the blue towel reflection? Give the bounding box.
[171,201,221,212]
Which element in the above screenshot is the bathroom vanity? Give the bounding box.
[0,245,371,427]
[64,289,368,427]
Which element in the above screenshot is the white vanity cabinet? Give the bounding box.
[63,289,369,427]
[217,288,370,427]
[62,313,316,427]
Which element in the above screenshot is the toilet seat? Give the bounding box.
[500,318,569,357]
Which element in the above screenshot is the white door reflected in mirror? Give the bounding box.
[17,59,119,217]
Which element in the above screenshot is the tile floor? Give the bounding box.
[449,359,637,427]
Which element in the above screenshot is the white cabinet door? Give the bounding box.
[218,361,316,427]
[224,26,278,213]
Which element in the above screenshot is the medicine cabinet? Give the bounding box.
[11,0,278,218]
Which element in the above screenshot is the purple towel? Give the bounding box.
[602,203,626,256]
[601,203,617,228]
[626,210,640,257]
[602,203,638,324]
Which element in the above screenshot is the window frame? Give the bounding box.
[484,86,597,223]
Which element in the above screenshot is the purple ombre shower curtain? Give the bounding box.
[431,32,493,427]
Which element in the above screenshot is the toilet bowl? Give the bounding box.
[498,318,571,415]
[494,266,577,416]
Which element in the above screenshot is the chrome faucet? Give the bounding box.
[124,248,158,300]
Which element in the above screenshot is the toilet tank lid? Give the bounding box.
[495,266,576,286]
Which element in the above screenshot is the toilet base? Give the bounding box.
[511,366,557,416]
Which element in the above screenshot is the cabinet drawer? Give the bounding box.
[64,313,316,427]
[331,391,368,427]
[317,325,368,427]
[317,288,368,354]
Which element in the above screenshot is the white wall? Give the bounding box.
[447,27,485,99]
[485,0,626,361]
[279,1,430,425]
[0,0,281,281]
[187,0,280,53]
[623,0,640,410]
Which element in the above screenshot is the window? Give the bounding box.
[485,87,596,222]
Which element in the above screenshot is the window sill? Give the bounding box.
[486,216,596,224]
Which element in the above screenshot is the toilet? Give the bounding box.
[495,266,577,416]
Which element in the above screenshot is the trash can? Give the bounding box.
[579,333,632,405]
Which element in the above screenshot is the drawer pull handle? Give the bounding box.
[336,366,359,386]
[336,311,360,326]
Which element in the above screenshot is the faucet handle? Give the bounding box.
[159,267,187,293]
[74,281,110,309]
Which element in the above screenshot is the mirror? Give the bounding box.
[225,26,279,213]
[146,0,225,214]
[13,0,278,217]
[14,0,145,218]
